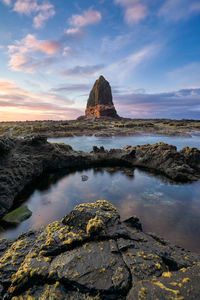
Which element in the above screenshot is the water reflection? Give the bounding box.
[0,167,200,253]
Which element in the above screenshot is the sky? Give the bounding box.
[0,0,200,121]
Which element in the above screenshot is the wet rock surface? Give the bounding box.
[0,136,200,218]
[0,200,199,299]
[85,75,119,119]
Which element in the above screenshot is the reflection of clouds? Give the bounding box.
[119,192,200,252]
[4,167,200,252]
[41,195,52,205]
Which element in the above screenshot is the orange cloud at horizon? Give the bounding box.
[0,78,84,121]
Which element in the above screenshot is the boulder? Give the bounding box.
[2,205,32,226]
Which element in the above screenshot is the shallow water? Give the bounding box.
[1,167,200,253]
[49,133,200,152]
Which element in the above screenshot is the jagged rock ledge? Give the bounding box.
[0,200,200,299]
[0,135,200,218]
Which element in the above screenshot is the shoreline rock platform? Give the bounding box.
[0,200,200,299]
[0,135,200,219]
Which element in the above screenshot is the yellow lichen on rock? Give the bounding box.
[86,215,104,235]
[138,287,147,299]
[162,271,172,278]
[75,200,117,213]
[153,281,180,295]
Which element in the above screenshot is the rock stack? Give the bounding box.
[85,75,119,119]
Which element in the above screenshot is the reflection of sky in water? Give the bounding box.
[49,134,200,152]
[1,168,200,253]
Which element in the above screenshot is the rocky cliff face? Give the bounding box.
[85,75,119,119]
[0,200,200,299]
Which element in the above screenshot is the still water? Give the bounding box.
[1,167,200,253]
[49,133,200,152]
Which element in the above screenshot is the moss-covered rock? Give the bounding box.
[2,206,32,225]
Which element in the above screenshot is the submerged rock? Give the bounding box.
[85,75,119,119]
[2,206,32,226]
[0,200,199,299]
[81,175,89,182]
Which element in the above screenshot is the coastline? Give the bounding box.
[1,119,200,138]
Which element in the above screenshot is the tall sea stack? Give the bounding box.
[85,75,119,119]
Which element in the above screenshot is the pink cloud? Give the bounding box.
[33,5,55,28]
[8,34,61,72]
[69,9,102,28]
[125,4,148,24]
[13,0,55,28]
[8,53,29,71]
[1,0,11,5]
[115,0,148,25]
[0,78,83,121]
[39,40,61,55]
[65,27,85,36]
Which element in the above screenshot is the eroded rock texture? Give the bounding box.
[0,136,200,218]
[0,200,200,299]
[85,76,119,119]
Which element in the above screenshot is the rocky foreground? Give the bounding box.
[0,200,199,299]
[0,135,200,218]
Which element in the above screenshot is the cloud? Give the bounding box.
[52,84,91,93]
[62,47,74,57]
[101,33,132,54]
[65,27,85,37]
[1,0,11,5]
[60,64,105,77]
[167,63,200,88]
[124,3,148,24]
[0,78,84,121]
[8,34,62,72]
[68,8,102,28]
[114,88,200,119]
[114,0,148,25]
[159,0,200,21]
[106,44,160,80]
[13,0,55,28]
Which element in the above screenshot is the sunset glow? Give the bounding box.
[0,0,200,120]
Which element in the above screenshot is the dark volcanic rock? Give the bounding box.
[0,137,200,218]
[85,75,119,119]
[0,200,200,299]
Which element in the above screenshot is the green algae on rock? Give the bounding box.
[2,206,32,226]
[0,200,200,299]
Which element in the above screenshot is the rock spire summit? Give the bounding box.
[85,75,119,119]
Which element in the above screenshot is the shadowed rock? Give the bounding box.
[85,75,119,119]
[0,200,200,299]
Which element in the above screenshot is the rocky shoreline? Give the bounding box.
[0,200,200,299]
[1,119,200,138]
[0,135,200,219]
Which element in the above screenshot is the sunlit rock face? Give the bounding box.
[85,75,119,119]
